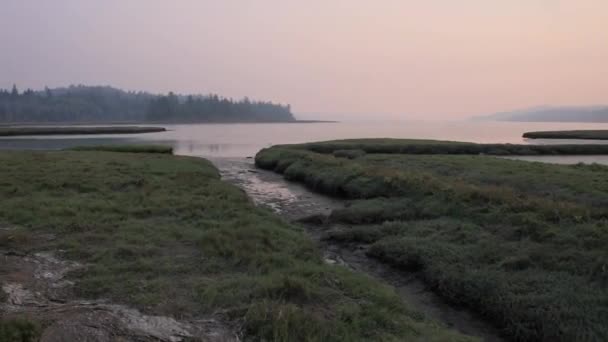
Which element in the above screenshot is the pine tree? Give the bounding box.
[10,84,19,98]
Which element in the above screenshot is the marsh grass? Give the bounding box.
[0,150,470,341]
[332,149,366,159]
[292,138,608,155]
[256,140,608,341]
[0,320,40,342]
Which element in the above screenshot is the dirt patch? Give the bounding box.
[216,157,505,342]
[0,249,237,342]
[214,158,341,220]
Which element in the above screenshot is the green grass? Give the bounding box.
[524,130,608,140]
[0,126,165,136]
[0,320,40,342]
[0,150,471,341]
[68,144,173,154]
[256,140,608,342]
[287,138,608,155]
[359,153,608,208]
[0,286,6,303]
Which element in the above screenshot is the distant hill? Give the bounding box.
[474,106,608,123]
[0,85,295,124]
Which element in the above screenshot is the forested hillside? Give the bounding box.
[0,85,295,123]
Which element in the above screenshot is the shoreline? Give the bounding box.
[0,126,166,137]
[523,130,608,140]
[0,120,338,127]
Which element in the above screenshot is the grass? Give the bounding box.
[256,140,608,342]
[287,138,608,155]
[0,150,471,341]
[0,126,165,136]
[68,144,173,154]
[524,130,608,140]
[0,320,40,342]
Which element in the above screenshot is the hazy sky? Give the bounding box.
[1,1,607,119]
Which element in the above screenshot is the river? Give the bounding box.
[2,121,608,164]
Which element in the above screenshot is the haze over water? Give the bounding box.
[3,121,608,166]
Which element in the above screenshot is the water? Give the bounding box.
[2,121,608,164]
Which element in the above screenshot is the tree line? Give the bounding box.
[0,85,295,123]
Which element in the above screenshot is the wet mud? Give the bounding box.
[0,228,237,342]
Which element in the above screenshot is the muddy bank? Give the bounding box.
[0,228,236,342]
[215,157,505,342]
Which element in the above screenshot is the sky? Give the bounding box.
[1,0,607,120]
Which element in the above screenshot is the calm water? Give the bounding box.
[2,121,608,164]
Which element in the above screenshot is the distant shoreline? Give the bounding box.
[0,120,338,127]
[523,130,608,140]
[0,126,166,136]
[284,120,338,124]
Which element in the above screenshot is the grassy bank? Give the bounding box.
[256,140,608,341]
[0,149,470,341]
[289,138,608,155]
[524,130,608,140]
[0,320,40,342]
[0,126,165,136]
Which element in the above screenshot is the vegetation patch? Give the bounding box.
[332,149,366,159]
[0,319,40,342]
[256,140,608,341]
[287,138,608,155]
[524,130,608,140]
[0,126,165,136]
[0,150,471,341]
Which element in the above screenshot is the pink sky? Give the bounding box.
[1,0,607,119]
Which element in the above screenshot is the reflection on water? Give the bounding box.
[2,121,608,164]
[172,141,257,157]
[0,137,135,150]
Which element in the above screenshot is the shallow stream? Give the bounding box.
[214,157,505,342]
